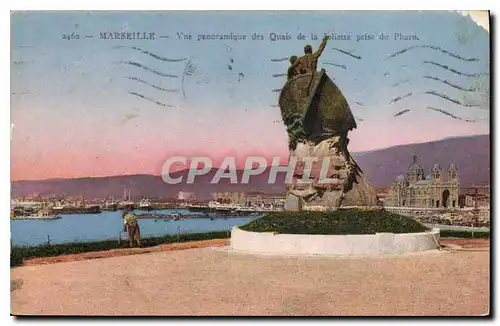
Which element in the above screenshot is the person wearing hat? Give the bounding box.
[121,211,141,247]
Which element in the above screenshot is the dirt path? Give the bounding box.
[20,238,488,266]
[22,239,229,266]
[440,238,489,249]
[11,247,489,316]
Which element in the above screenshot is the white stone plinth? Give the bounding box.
[230,227,440,256]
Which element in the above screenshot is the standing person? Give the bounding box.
[122,212,141,247]
[291,35,329,74]
[287,55,299,80]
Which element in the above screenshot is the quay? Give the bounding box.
[51,206,101,214]
[11,215,61,221]
[102,203,187,212]
[135,211,261,220]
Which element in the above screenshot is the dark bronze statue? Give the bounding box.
[287,55,299,80]
[278,37,379,211]
[290,35,329,75]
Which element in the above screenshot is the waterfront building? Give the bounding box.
[458,185,490,208]
[212,192,246,205]
[177,191,196,201]
[244,192,286,208]
[210,191,286,208]
[375,188,390,204]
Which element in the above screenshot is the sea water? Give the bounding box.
[10,209,257,246]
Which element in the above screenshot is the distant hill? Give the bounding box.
[352,134,490,187]
[11,169,287,200]
[11,134,490,199]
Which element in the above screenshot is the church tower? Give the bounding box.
[431,163,441,181]
[448,162,459,183]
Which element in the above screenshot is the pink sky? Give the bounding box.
[11,104,489,181]
[10,11,490,181]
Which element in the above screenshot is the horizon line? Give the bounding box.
[11,133,489,183]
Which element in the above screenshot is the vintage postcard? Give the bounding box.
[10,10,490,316]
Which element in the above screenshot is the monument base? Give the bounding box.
[285,137,380,211]
[231,227,441,256]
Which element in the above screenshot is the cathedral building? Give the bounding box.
[385,154,459,208]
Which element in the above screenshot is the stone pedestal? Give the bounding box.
[285,136,379,211]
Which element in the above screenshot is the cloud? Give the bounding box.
[457,10,489,33]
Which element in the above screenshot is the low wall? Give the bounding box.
[230,227,440,256]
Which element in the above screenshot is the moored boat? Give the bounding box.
[138,197,152,211]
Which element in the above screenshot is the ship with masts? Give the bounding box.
[119,188,135,211]
[138,197,152,211]
[186,200,280,213]
[49,196,101,214]
[102,196,118,211]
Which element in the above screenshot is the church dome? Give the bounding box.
[407,153,423,174]
[407,162,421,173]
[450,162,457,169]
[432,163,441,171]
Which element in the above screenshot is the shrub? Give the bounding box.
[10,249,23,267]
[440,230,490,239]
[240,210,429,235]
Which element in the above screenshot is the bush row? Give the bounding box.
[440,230,490,239]
[11,230,230,267]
